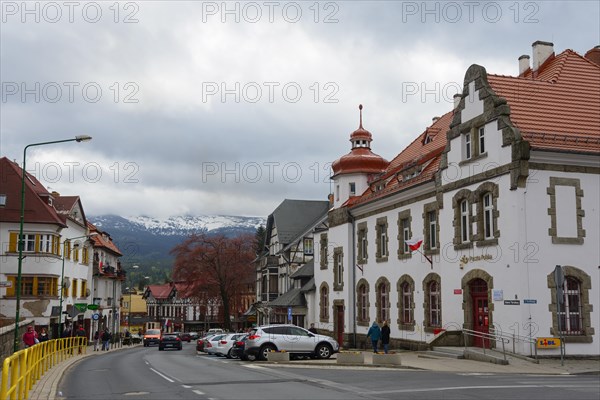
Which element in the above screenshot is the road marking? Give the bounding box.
[366,384,600,395]
[193,390,205,395]
[182,385,191,388]
[150,368,174,383]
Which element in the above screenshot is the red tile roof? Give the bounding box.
[0,157,67,227]
[488,49,600,153]
[88,222,123,256]
[146,284,174,300]
[349,111,453,208]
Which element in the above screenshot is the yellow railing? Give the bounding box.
[0,337,87,400]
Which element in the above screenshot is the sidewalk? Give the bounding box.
[28,343,139,400]
[29,346,599,400]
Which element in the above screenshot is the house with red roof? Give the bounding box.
[143,281,207,332]
[0,157,125,343]
[313,42,599,357]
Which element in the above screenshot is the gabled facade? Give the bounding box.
[0,157,100,341]
[88,222,125,336]
[314,42,600,356]
[143,282,201,332]
[254,199,330,326]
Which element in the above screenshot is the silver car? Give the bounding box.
[244,324,339,361]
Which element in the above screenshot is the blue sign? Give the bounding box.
[524,299,537,304]
[287,307,292,321]
[92,313,100,320]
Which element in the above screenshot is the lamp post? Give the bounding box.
[127,265,139,332]
[13,135,92,353]
[58,234,96,337]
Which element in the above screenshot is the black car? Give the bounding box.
[159,333,182,351]
[231,335,255,361]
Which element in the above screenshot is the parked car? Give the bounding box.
[196,333,218,352]
[244,324,339,361]
[230,334,255,361]
[180,332,192,342]
[215,333,245,358]
[205,334,227,355]
[143,329,162,347]
[189,332,199,340]
[159,332,182,351]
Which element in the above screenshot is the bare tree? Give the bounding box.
[171,234,254,331]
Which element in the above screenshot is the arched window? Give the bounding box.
[559,277,582,335]
[376,279,390,323]
[423,274,442,331]
[401,282,413,324]
[356,280,370,326]
[319,284,329,321]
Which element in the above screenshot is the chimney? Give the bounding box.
[532,40,554,71]
[432,116,440,123]
[51,191,60,197]
[518,54,530,75]
[584,45,600,66]
[453,93,461,109]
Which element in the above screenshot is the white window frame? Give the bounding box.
[460,200,470,243]
[402,282,413,324]
[429,281,441,327]
[402,219,410,253]
[378,224,387,257]
[483,193,494,239]
[464,133,472,160]
[379,283,389,322]
[478,127,485,154]
[349,182,356,196]
[40,234,52,253]
[428,211,437,250]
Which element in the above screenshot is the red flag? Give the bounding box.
[405,237,423,252]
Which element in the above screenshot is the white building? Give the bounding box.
[312,42,600,356]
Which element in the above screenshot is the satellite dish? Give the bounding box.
[63,279,71,289]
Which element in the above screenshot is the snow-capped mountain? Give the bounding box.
[92,214,265,237]
[88,214,266,271]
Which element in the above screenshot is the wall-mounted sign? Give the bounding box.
[453,289,462,295]
[87,304,99,310]
[0,281,12,288]
[523,299,537,304]
[537,337,561,349]
[504,300,520,305]
[92,313,100,321]
[493,289,504,301]
[459,254,493,268]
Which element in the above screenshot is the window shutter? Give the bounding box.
[9,232,18,252]
[34,234,40,253]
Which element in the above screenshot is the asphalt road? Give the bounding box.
[60,342,600,400]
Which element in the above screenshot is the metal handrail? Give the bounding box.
[488,328,538,362]
[462,329,510,363]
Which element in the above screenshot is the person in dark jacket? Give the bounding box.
[366,321,381,353]
[381,320,391,354]
[308,323,318,334]
[38,328,50,343]
[101,329,111,351]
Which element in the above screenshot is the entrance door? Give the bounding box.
[470,279,489,348]
[336,305,344,347]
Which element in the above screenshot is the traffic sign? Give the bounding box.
[87,304,99,310]
[287,307,292,321]
[92,313,100,321]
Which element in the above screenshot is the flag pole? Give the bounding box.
[416,249,433,269]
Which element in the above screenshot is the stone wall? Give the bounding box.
[0,319,34,365]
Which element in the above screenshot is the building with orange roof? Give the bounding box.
[312,41,599,357]
[0,157,125,345]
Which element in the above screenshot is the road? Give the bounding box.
[60,342,600,400]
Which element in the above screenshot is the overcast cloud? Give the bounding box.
[1,1,598,218]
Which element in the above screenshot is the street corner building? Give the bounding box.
[0,156,126,346]
[305,42,599,356]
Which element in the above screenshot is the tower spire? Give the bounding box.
[359,104,363,129]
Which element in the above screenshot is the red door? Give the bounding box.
[470,279,489,348]
[336,305,344,347]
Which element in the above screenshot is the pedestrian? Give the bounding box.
[366,321,381,353]
[101,329,111,351]
[308,323,318,334]
[381,320,391,354]
[22,325,38,348]
[125,329,131,346]
[93,330,100,351]
[38,328,50,343]
[75,325,87,354]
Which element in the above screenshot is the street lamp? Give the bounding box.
[127,265,139,332]
[59,234,97,337]
[13,135,93,352]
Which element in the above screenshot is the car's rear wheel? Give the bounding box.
[259,344,276,361]
[315,343,332,359]
[226,348,234,359]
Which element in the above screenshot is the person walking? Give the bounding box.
[93,330,100,351]
[38,328,50,343]
[381,320,391,354]
[22,326,38,348]
[75,324,87,354]
[366,321,381,353]
[101,329,111,351]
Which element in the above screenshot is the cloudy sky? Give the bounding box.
[1,1,598,219]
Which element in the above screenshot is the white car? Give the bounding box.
[214,333,246,358]
[244,324,339,361]
[205,334,228,355]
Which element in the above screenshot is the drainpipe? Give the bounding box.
[349,210,357,348]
